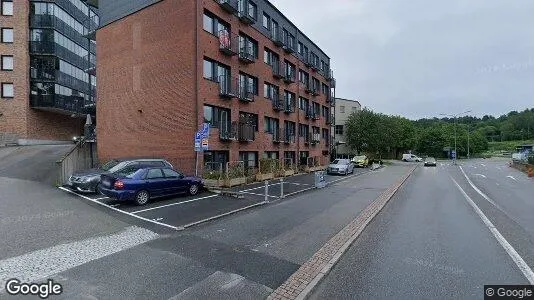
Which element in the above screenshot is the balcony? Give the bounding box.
[284,97,295,114]
[326,114,334,125]
[304,134,311,145]
[271,31,284,47]
[303,55,313,68]
[238,3,257,24]
[218,75,237,99]
[311,87,320,96]
[305,108,313,119]
[238,46,255,64]
[238,83,254,102]
[30,41,94,70]
[272,128,282,144]
[30,15,90,49]
[283,131,296,144]
[272,62,284,79]
[283,70,295,84]
[312,111,320,120]
[283,42,295,54]
[311,133,321,145]
[238,123,255,142]
[30,94,87,115]
[219,123,237,141]
[310,63,320,72]
[217,0,238,14]
[219,30,238,56]
[271,92,283,111]
[304,84,312,94]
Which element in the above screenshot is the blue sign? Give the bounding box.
[195,124,210,152]
[451,150,456,159]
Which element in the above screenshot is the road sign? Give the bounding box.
[201,138,209,151]
[195,124,210,152]
[451,150,456,159]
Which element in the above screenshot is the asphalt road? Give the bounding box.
[310,159,533,300]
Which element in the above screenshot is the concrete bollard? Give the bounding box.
[264,180,269,202]
[280,178,284,199]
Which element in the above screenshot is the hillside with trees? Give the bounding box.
[344,108,534,159]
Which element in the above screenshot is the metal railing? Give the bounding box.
[284,69,296,83]
[217,0,238,13]
[238,123,255,141]
[238,83,255,102]
[238,45,255,63]
[30,94,87,114]
[218,75,237,98]
[272,61,284,79]
[218,30,238,56]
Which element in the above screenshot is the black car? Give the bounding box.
[67,158,173,193]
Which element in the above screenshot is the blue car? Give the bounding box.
[99,167,204,205]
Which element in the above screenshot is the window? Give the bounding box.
[1,55,13,71]
[1,1,13,15]
[262,13,270,29]
[285,61,296,77]
[335,125,344,135]
[239,72,258,95]
[299,124,309,137]
[146,169,164,179]
[298,42,303,55]
[322,128,329,140]
[271,20,279,37]
[203,59,214,80]
[203,11,229,36]
[1,82,14,98]
[287,33,295,49]
[264,117,279,133]
[299,70,309,86]
[264,152,279,159]
[203,58,230,82]
[322,83,329,95]
[284,121,296,136]
[284,90,295,106]
[299,97,309,111]
[340,106,345,113]
[264,82,278,99]
[204,105,231,129]
[264,48,278,66]
[1,28,13,43]
[239,34,258,58]
[163,169,181,178]
[312,77,320,91]
[239,112,258,132]
[312,102,320,115]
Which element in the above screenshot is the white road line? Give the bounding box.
[496,167,502,170]
[451,178,534,284]
[94,197,109,201]
[131,194,218,214]
[0,226,158,292]
[474,174,487,178]
[153,218,163,222]
[109,204,120,208]
[481,164,487,167]
[240,191,278,198]
[58,187,180,230]
[286,182,312,186]
[472,166,478,169]
[459,167,502,209]
[507,175,518,181]
[283,187,316,198]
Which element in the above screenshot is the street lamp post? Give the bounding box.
[440,110,472,165]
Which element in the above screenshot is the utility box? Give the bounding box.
[315,171,327,189]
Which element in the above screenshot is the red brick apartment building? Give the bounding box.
[97,0,336,174]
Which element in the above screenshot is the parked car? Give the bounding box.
[68,158,173,193]
[98,167,204,206]
[327,159,354,175]
[424,157,437,167]
[402,153,423,162]
[352,155,369,168]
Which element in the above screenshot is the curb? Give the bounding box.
[267,164,418,300]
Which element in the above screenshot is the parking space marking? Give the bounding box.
[109,204,120,208]
[130,194,218,214]
[94,197,109,201]
[58,187,180,230]
[286,182,312,186]
[240,191,278,199]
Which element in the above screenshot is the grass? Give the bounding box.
[488,140,534,152]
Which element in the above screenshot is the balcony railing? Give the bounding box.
[283,69,296,83]
[238,123,255,141]
[238,1,257,24]
[30,94,88,115]
[218,75,237,99]
[304,83,312,94]
[30,41,94,70]
[311,133,321,145]
[238,83,254,102]
[30,15,90,51]
[283,131,296,144]
[219,122,237,141]
[326,114,333,125]
[238,45,255,64]
[272,128,282,143]
[284,96,295,113]
[271,92,283,111]
[312,110,320,120]
[303,55,313,68]
[219,30,238,56]
[303,134,311,145]
[271,30,284,47]
[272,62,284,79]
[217,0,238,14]
[305,108,313,119]
[311,86,320,96]
[283,41,295,54]
[310,62,320,72]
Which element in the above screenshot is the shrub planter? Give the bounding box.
[204,179,224,188]
[224,177,247,187]
[256,173,274,181]
[284,169,295,176]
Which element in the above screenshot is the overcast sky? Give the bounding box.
[269,0,534,120]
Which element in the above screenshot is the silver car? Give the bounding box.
[327,159,355,175]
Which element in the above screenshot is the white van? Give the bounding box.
[402,154,423,162]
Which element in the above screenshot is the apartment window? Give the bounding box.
[239,111,258,132]
[264,48,278,66]
[299,70,309,86]
[340,106,345,113]
[298,42,303,55]
[322,106,329,117]
[240,0,258,19]
[1,28,13,43]
[264,117,279,133]
[299,97,309,111]
[264,151,279,159]
[203,58,230,82]
[285,61,296,76]
[262,13,270,29]
[302,45,309,59]
[312,77,320,91]
[335,125,344,135]
[239,72,258,95]
[284,90,295,105]
[204,105,231,129]
[322,128,329,140]
[271,20,279,37]
[203,11,229,36]
[284,121,296,135]
[1,1,13,15]
[299,124,309,137]
[1,82,13,98]
[312,102,320,115]
[1,55,13,71]
[264,82,279,100]
[239,34,258,58]
[287,33,295,49]
[322,83,329,95]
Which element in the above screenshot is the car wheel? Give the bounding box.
[189,184,199,196]
[134,190,150,206]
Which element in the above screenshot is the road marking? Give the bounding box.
[474,174,487,178]
[240,191,278,198]
[181,201,268,230]
[451,178,534,285]
[153,218,163,221]
[286,182,312,186]
[507,175,518,181]
[459,167,502,209]
[496,167,502,170]
[58,187,180,230]
[481,164,487,167]
[109,204,120,208]
[0,226,158,292]
[131,194,218,214]
[94,197,109,201]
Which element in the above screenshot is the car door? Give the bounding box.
[144,168,165,197]
[162,168,186,195]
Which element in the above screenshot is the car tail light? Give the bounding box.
[114,180,124,190]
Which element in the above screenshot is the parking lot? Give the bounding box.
[59,168,371,230]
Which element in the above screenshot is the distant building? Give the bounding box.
[333,98,361,157]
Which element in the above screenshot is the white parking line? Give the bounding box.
[240,191,278,198]
[58,187,180,230]
[286,182,312,186]
[94,197,109,201]
[452,178,534,285]
[130,194,218,214]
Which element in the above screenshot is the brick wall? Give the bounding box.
[96,0,198,174]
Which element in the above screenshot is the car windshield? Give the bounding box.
[333,159,348,165]
[99,159,120,171]
[106,161,130,173]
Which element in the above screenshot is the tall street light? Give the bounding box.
[440,110,472,165]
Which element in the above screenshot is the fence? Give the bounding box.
[56,141,97,186]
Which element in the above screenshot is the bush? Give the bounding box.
[203,171,222,180]
[259,159,278,174]
[227,163,244,179]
